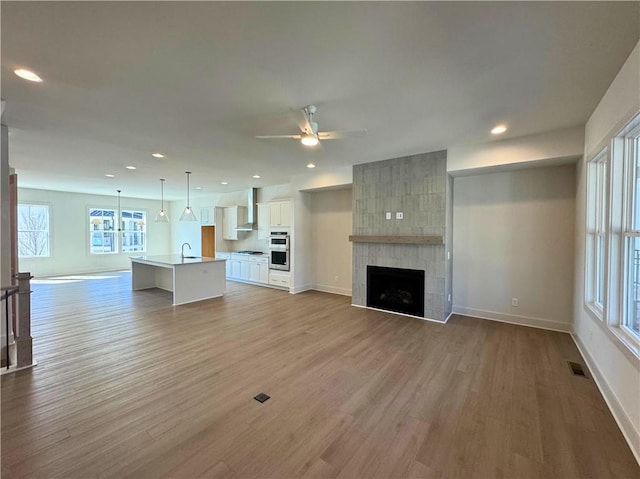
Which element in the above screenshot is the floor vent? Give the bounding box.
[254,393,270,403]
[567,361,587,378]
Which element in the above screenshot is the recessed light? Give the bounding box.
[151,153,165,158]
[491,124,507,135]
[307,163,316,169]
[252,174,260,179]
[126,166,137,170]
[105,174,115,178]
[221,181,228,185]
[14,69,43,82]
[195,186,203,190]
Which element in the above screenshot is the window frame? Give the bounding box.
[620,124,640,344]
[120,209,147,253]
[17,203,51,258]
[89,207,118,255]
[585,148,609,320]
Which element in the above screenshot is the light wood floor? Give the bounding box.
[2,271,638,479]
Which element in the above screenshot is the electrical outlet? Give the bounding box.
[511,298,519,307]
[396,212,403,220]
[385,212,391,220]
[334,275,339,282]
[448,293,452,303]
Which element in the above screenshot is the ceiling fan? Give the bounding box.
[256,105,366,147]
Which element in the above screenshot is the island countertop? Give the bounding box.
[131,255,225,266]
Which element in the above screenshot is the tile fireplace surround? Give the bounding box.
[351,150,453,322]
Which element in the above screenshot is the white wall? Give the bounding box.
[17,188,171,277]
[309,188,352,296]
[453,164,576,332]
[574,40,640,460]
[448,126,584,176]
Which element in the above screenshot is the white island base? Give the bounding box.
[131,255,226,306]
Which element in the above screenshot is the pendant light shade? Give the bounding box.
[154,178,169,223]
[179,171,198,221]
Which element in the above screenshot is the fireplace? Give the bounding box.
[367,265,425,317]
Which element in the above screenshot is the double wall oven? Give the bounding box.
[268,231,290,271]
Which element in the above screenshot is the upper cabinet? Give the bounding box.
[257,203,270,239]
[269,200,292,228]
[222,206,247,241]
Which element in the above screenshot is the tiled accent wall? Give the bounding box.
[352,150,451,321]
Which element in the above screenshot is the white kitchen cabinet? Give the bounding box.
[240,261,250,281]
[222,206,248,240]
[230,259,242,278]
[227,254,269,285]
[269,200,292,228]
[257,203,270,239]
[215,252,231,277]
[269,271,291,288]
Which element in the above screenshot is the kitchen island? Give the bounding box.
[130,255,226,305]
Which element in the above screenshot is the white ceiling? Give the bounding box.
[1,2,638,200]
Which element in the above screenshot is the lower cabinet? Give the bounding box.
[269,271,291,288]
[227,254,269,285]
[218,253,286,289]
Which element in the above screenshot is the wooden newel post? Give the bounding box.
[15,272,33,368]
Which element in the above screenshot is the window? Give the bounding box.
[623,127,640,339]
[89,208,146,254]
[17,204,50,257]
[90,208,117,254]
[585,149,608,318]
[121,210,146,253]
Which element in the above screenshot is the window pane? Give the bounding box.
[625,236,640,337]
[121,210,146,253]
[596,235,605,306]
[17,204,50,257]
[633,137,639,231]
[90,208,117,254]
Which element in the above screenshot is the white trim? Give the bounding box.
[452,306,572,333]
[351,304,447,324]
[572,333,640,465]
[312,284,352,297]
[0,360,37,376]
[290,283,313,294]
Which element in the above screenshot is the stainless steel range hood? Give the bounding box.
[236,187,257,231]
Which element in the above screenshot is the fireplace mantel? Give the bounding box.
[349,235,443,245]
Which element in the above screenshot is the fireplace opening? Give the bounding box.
[367,265,425,317]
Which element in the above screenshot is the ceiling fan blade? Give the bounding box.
[317,129,367,140]
[255,134,302,139]
[295,106,316,135]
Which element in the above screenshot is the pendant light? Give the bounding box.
[117,189,122,232]
[154,178,169,223]
[179,171,198,221]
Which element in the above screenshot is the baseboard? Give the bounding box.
[0,359,37,376]
[452,306,572,333]
[572,333,640,465]
[312,284,352,297]
[290,283,313,294]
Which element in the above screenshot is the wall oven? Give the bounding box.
[269,232,290,271]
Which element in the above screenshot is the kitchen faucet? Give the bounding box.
[181,242,192,259]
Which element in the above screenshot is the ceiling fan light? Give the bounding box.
[301,134,319,146]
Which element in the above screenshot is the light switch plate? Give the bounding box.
[396,212,403,220]
[385,212,391,220]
